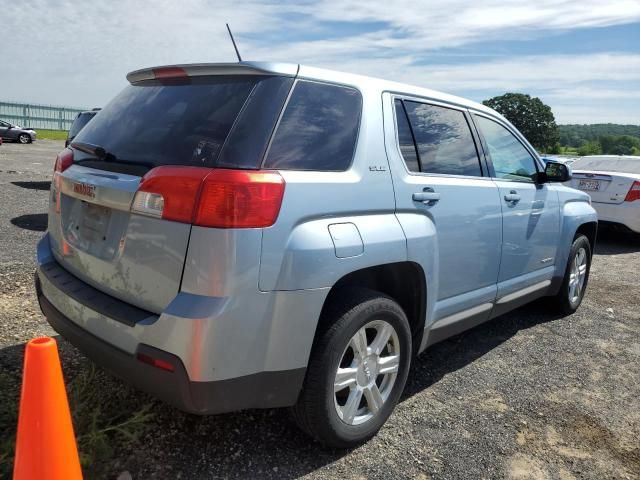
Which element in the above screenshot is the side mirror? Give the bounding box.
[539,160,571,183]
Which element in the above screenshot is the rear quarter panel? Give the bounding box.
[259,77,406,292]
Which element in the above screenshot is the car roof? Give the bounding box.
[126,61,502,120]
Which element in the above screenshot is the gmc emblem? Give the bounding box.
[73,182,96,198]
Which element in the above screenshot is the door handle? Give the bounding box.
[412,188,440,205]
[504,190,521,204]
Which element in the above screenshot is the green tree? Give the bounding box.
[577,141,602,156]
[599,135,640,155]
[483,93,560,152]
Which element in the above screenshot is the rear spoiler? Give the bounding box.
[126,62,299,84]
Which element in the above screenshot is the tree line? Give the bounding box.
[483,93,640,156]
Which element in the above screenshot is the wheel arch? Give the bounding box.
[317,262,427,354]
[575,221,597,253]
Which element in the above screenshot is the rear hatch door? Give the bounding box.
[48,71,294,313]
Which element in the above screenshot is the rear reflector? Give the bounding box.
[132,167,285,228]
[624,181,640,202]
[136,353,175,372]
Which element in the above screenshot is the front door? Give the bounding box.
[0,121,10,140]
[472,114,560,300]
[385,95,502,328]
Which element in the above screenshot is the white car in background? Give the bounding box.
[566,156,640,234]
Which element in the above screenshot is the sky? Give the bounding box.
[2,0,640,124]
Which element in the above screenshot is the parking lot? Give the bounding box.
[1,140,639,479]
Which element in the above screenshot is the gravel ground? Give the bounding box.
[0,140,639,479]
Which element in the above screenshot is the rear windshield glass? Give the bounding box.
[68,112,96,139]
[73,76,262,170]
[570,156,640,174]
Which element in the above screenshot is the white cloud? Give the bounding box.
[2,0,639,123]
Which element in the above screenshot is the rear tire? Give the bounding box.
[552,234,591,314]
[18,133,31,144]
[292,288,412,448]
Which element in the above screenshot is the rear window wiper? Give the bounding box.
[71,141,115,160]
[70,142,154,169]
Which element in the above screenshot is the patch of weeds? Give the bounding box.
[0,356,156,478]
[0,371,20,477]
[69,363,156,476]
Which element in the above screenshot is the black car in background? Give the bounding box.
[66,109,100,147]
[0,120,37,143]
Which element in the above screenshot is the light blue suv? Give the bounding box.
[35,62,597,447]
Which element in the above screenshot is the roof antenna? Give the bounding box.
[226,23,242,62]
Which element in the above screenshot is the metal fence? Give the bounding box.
[0,101,87,131]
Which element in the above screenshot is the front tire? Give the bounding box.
[18,133,31,144]
[552,234,591,314]
[292,288,412,448]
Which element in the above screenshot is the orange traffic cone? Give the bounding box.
[13,337,83,479]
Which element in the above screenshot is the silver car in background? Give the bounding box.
[35,61,597,447]
[567,155,640,234]
[0,120,37,143]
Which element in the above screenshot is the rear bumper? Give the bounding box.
[35,235,307,414]
[591,201,640,233]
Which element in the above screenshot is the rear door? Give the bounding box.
[472,114,560,297]
[387,96,502,325]
[48,74,293,313]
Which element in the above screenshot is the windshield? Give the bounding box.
[571,156,640,174]
[73,76,261,169]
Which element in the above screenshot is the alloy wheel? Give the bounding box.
[334,320,400,426]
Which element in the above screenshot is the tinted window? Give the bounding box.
[68,112,96,139]
[403,101,482,177]
[264,80,362,171]
[217,76,293,169]
[73,76,261,170]
[394,99,420,172]
[474,115,537,182]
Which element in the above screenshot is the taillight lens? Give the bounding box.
[195,170,285,228]
[132,167,210,222]
[54,148,74,173]
[53,149,74,213]
[624,181,640,202]
[132,167,285,228]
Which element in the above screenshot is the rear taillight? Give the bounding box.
[53,149,74,213]
[132,166,210,222]
[54,148,74,173]
[195,170,285,228]
[132,167,285,228]
[624,181,640,202]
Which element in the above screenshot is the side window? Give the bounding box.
[394,99,420,172]
[264,80,362,171]
[474,115,537,182]
[402,100,482,177]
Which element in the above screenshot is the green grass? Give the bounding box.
[0,362,155,478]
[36,129,68,141]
